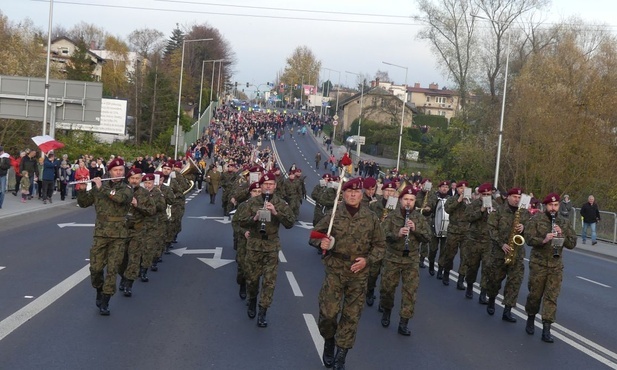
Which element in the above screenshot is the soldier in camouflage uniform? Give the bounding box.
[281,169,303,217]
[363,177,387,308]
[140,172,168,278]
[235,171,296,327]
[77,158,133,315]
[171,161,192,242]
[295,167,307,204]
[310,177,386,369]
[486,187,531,322]
[118,168,156,297]
[415,179,432,269]
[379,186,431,336]
[311,174,335,227]
[227,169,250,215]
[153,171,175,267]
[231,181,262,300]
[440,181,470,289]
[523,193,576,343]
[420,181,450,279]
[220,163,238,216]
[463,183,497,303]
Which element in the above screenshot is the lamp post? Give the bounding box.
[199,58,225,137]
[345,71,365,161]
[174,38,212,160]
[323,67,341,141]
[471,14,510,188]
[382,61,409,171]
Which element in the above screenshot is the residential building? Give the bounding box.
[407,82,459,121]
[47,37,104,81]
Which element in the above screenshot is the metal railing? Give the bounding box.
[185,101,218,145]
[570,208,617,244]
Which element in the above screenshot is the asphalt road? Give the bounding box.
[0,130,616,369]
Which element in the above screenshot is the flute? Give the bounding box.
[68,177,125,185]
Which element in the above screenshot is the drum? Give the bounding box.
[434,198,449,237]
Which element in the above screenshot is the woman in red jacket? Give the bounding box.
[10,151,25,195]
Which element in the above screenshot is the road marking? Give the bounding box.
[0,267,5,271]
[24,296,34,299]
[577,276,611,288]
[57,223,95,228]
[278,250,287,263]
[296,221,313,229]
[303,313,324,360]
[0,264,89,342]
[286,271,303,297]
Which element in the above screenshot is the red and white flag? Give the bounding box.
[31,135,65,153]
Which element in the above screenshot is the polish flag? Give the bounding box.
[31,135,65,153]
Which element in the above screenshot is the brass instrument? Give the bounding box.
[396,179,410,194]
[418,181,432,212]
[68,176,124,185]
[505,204,526,265]
[403,206,411,256]
[180,157,202,195]
[259,191,270,234]
[551,212,564,258]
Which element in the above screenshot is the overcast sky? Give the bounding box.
[3,0,617,92]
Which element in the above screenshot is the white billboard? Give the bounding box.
[56,98,126,135]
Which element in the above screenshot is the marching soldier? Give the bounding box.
[523,193,576,342]
[205,163,222,204]
[421,181,450,278]
[235,171,296,327]
[416,178,432,269]
[140,172,168,279]
[280,169,303,218]
[171,161,192,243]
[77,158,133,315]
[221,162,238,215]
[463,182,497,303]
[440,180,470,288]
[311,174,335,227]
[486,188,531,322]
[379,186,431,336]
[310,178,386,369]
[152,170,175,268]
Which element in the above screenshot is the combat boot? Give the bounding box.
[164,244,171,254]
[442,269,450,285]
[95,288,103,308]
[257,306,268,327]
[381,308,391,327]
[247,298,257,319]
[322,337,335,368]
[526,315,536,335]
[139,268,149,282]
[487,297,496,315]
[239,283,247,300]
[456,275,466,290]
[123,280,133,297]
[333,347,348,370]
[478,289,488,305]
[99,294,111,316]
[436,266,443,280]
[365,289,375,307]
[150,262,158,272]
[428,259,435,276]
[541,322,554,343]
[419,257,426,268]
[502,305,517,323]
[465,284,473,299]
[119,277,127,292]
[398,318,411,336]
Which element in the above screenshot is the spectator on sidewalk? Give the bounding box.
[19,149,38,199]
[11,151,25,196]
[36,156,44,199]
[580,195,601,245]
[42,152,57,204]
[559,194,572,220]
[20,170,30,203]
[0,145,11,209]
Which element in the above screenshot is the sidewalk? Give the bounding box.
[0,190,77,220]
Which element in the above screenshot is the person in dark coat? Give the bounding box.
[580,195,600,245]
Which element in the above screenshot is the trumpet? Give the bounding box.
[259,191,270,235]
[68,177,125,185]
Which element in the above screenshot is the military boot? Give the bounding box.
[365,289,375,307]
[139,268,149,282]
[398,318,411,336]
[164,244,171,254]
[150,262,158,272]
[478,289,488,305]
[502,305,517,323]
[456,275,466,290]
[381,308,391,327]
[99,294,111,316]
[526,315,536,335]
[428,259,435,276]
[442,269,450,285]
[239,283,247,300]
[419,256,426,268]
[436,266,443,280]
[322,337,335,368]
[119,277,127,293]
[95,288,103,308]
[123,280,133,297]
[247,298,257,319]
[257,306,268,327]
[333,347,348,370]
[541,322,554,343]
[465,284,473,299]
[209,194,214,204]
[487,297,496,316]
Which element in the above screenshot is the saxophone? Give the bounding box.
[504,207,525,265]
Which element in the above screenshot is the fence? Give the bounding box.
[571,208,617,244]
[184,102,218,145]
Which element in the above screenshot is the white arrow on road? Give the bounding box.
[0,267,5,272]
[189,216,232,224]
[57,223,95,228]
[171,247,234,269]
[296,221,313,230]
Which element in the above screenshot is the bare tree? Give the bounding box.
[128,28,165,59]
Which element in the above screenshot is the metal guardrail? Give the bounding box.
[185,102,218,145]
[571,208,617,244]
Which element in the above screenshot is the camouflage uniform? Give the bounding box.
[78,180,133,296]
[416,189,431,264]
[232,199,250,287]
[440,195,469,284]
[464,197,498,294]
[524,212,576,323]
[141,186,167,270]
[169,174,190,241]
[236,193,295,308]
[156,183,175,259]
[486,203,531,307]
[228,177,249,214]
[281,177,303,217]
[311,183,337,226]
[310,204,386,349]
[379,208,431,319]
[221,170,237,215]
[365,194,387,304]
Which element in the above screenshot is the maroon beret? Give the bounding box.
[259,171,276,184]
[142,173,155,182]
[342,177,363,191]
[543,192,560,204]
[421,178,430,185]
[456,180,469,188]
[322,173,331,180]
[478,182,493,193]
[507,188,523,196]
[162,160,174,169]
[399,185,418,199]
[382,181,396,190]
[126,167,142,178]
[363,177,377,189]
[295,168,302,173]
[249,182,261,191]
[173,161,183,169]
[107,158,125,171]
[331,176,340,182]
[438,181,449,187]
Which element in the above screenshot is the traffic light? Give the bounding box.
[246,82,249,88]
[235,82,238,87]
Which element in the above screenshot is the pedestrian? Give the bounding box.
[580,195,600,245]
[315,152,322,170]
[41,152,56,204]
[0,145,10,209]
[558,194,572,219]
[19,170,30,203]
[310,177,386,369]
[19,149,38,199]
[523,193,576,343]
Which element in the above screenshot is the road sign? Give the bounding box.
[333,120,338,126]
[333,114,339,120]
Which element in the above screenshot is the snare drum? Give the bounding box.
[434,198,449,237]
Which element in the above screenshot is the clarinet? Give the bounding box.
[551,212,560,258]
[403,206,411,256]
[259,191,270,234]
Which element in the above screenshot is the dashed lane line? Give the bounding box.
[576,276,611,288]
[286,271,303,297]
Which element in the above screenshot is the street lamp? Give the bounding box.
[174,38,212,160]
[382,61,409,171]
[345,71,365,161]
[199,58,225,137]
[471,14,510,188]
[323,67,341,141]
